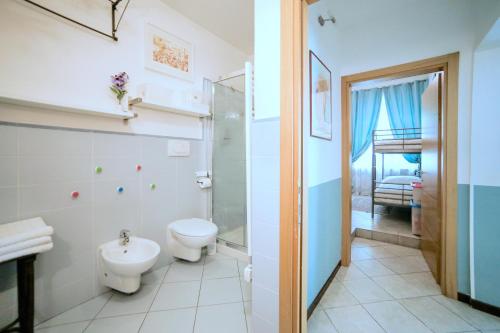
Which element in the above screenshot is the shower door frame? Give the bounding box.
[210,65,252,252]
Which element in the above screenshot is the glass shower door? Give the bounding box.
[212,74,247,247]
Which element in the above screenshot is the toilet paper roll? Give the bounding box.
[196,177,212,189]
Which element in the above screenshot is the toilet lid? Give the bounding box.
[169,218,218,237]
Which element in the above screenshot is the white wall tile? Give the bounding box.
[92,132,141,157]
[34,274,94,325]
[0,187,18,223]
[19,156,92,185]
[0,124,208,323]
[253,313,278,333]
[251,118,280,329]
[92,157,141,182]
[252,283,279,327]
[252,220,279,259]
[0,125,18,156]
[20,182,92,214]
[176,141,205,219]
[251,156,280,191]
[251,188,280,226]
[252,254,279,292]
[0,157,17,187]
[19,127,91,156]
[251,120,280,158]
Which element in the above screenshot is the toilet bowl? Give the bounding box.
[167,218,218,262]
[98,237,160,293]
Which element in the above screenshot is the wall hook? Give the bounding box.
[318,15,336,26]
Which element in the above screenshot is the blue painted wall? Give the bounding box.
[473,185,500,307]
[307,178,342,307]
[457,184,470,295]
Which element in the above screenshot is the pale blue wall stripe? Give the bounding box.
[473,185,500,307]
[457,184,471,295]
[307,178,342,307]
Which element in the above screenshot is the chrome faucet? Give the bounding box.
[119,229,131,246]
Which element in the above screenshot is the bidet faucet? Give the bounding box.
[119,229,131,246]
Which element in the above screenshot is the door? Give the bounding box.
[421,73,442,283]
[212,73,247,248]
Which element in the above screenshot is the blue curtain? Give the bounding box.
[351,88,383,162]
[382,79,429,163]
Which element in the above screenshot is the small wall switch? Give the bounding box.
[168,140,190,157]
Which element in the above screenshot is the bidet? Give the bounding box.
[98,236,159,293]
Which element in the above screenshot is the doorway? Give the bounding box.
[340,54,459,298]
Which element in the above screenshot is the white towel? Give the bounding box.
[0,217,53,247]
[0,242,53,264]
[0,236,52,256]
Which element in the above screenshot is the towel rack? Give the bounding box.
[22,0,131,41]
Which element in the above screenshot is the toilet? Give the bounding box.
[167,218,218,262]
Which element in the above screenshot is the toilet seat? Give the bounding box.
[169,218,217,238]
[167,218,218,262]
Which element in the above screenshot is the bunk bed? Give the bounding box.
[371,128,422,217]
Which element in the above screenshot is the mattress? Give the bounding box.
[373,197,412,206]
[374,138,422,152]
[381,175,420,185]
[373,176,420,206]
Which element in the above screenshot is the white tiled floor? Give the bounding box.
[36,253,251,333]
[308,237,500,333]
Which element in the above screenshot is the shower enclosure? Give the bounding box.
[209,63,252,250]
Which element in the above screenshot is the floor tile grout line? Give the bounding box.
[82,292,114,332]
[191,254,206,333]
[42,267,171,331]
[35,291,111,329]
[322,308,341,333]
[318,240,483,333]
[135,268,170,332]
[350,240,446,332]
[429,297,484,331]
[396,297,442,333]
[358,302,389,333]
[236,257,250,333]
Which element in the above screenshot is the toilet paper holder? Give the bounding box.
[195,171,212,189]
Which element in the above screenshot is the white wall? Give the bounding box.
[470,20,500,187]
[250,118,280,333]
[306,2,342,187]
[251,0,281,331]
[0,0,247,138]
[254,0,281,120]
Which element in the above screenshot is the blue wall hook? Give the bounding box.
[117,186,124,194]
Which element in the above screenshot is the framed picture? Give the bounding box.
[145,23,194,81]
[309,50,332,140]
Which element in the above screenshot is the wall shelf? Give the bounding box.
[128,97,210,118]
[0,94,136,120]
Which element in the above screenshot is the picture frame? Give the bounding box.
[309,50,332,140]
[144,23,194,81]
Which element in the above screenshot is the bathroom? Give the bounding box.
[0,1,276,332]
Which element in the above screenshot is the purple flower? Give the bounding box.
[110,72,129,103]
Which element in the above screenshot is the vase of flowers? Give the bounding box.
[110,72,129,112]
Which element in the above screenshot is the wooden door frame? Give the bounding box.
[280,0,315,332]
[340,53,459,298]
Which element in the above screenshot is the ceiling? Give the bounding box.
[478,18,500,50]
[161,0,254,54]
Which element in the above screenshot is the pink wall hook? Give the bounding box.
[136,164,142,172]
[71,191,79,199]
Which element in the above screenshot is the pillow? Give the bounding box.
[382,175,421,185]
